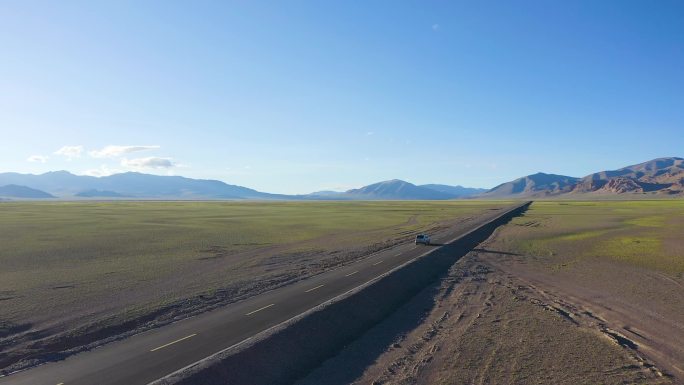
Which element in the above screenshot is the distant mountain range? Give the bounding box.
[419,184,488,197]
[74,189,130,198]
[1,157,682,200]
[0,171,286,200]
[0,171,484,200]
[338,181,486,200]
[483,157,684,198]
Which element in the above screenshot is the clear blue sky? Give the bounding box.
[1,1,683,194]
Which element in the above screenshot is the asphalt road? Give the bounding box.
[0,203,523,385]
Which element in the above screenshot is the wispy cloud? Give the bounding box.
[27,155,48,163]
[54,145,84,160]
[89,145,160,158]
[121,157,176,169]
[366,131,374,136]
[432,24,440,31]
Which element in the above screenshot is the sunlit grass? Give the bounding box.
[552,229,614,241]
[506,200,684,275]
[0,200,510,324]
[624,216,666,228]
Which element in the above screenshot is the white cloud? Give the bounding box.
[121,157,176,169]
[84,165,122,177]
[54,145,84,160]
[89,145,160,158]
[27,155,48,163]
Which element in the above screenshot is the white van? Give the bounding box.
[415,234,431,245]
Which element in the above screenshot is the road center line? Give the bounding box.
[373,260,384,265]
[305,284,325,293]
[345,270,359,277]
[56,383,64,385]
[245,303,275,316]
[150,333,197,352]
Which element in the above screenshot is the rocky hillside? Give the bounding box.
[481,157,684,198]
[573,157,684,195]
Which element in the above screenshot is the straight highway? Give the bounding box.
[0,203,525,385]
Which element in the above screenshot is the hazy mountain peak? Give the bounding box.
[0,184,55,198]
[0,171,276,199]
[3,156,683,200]
[346,179,453,200]
[420,184,487,198]
[483,173,580,198]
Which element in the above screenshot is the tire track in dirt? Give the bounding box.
[334,251,671,385]
[482,252,682,383]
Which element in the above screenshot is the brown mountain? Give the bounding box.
[573,157,684,195]
[483,157,684,198]
[482,173,580,198]
[345,180,455,200]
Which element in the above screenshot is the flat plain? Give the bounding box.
[301,200,684,384]
[0,200,508,372]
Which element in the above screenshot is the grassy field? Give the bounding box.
[504,200,684,276]
[0,200,508,371]
[483,200,684,380]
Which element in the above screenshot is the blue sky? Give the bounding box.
[1,1,683,194]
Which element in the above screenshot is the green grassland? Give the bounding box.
[505,200,684,275]
[0,200,508,352]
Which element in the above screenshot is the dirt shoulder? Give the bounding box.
[298,245,676,385]
[480,244,684,381]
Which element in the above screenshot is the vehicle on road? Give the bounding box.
[415,234,431,245]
